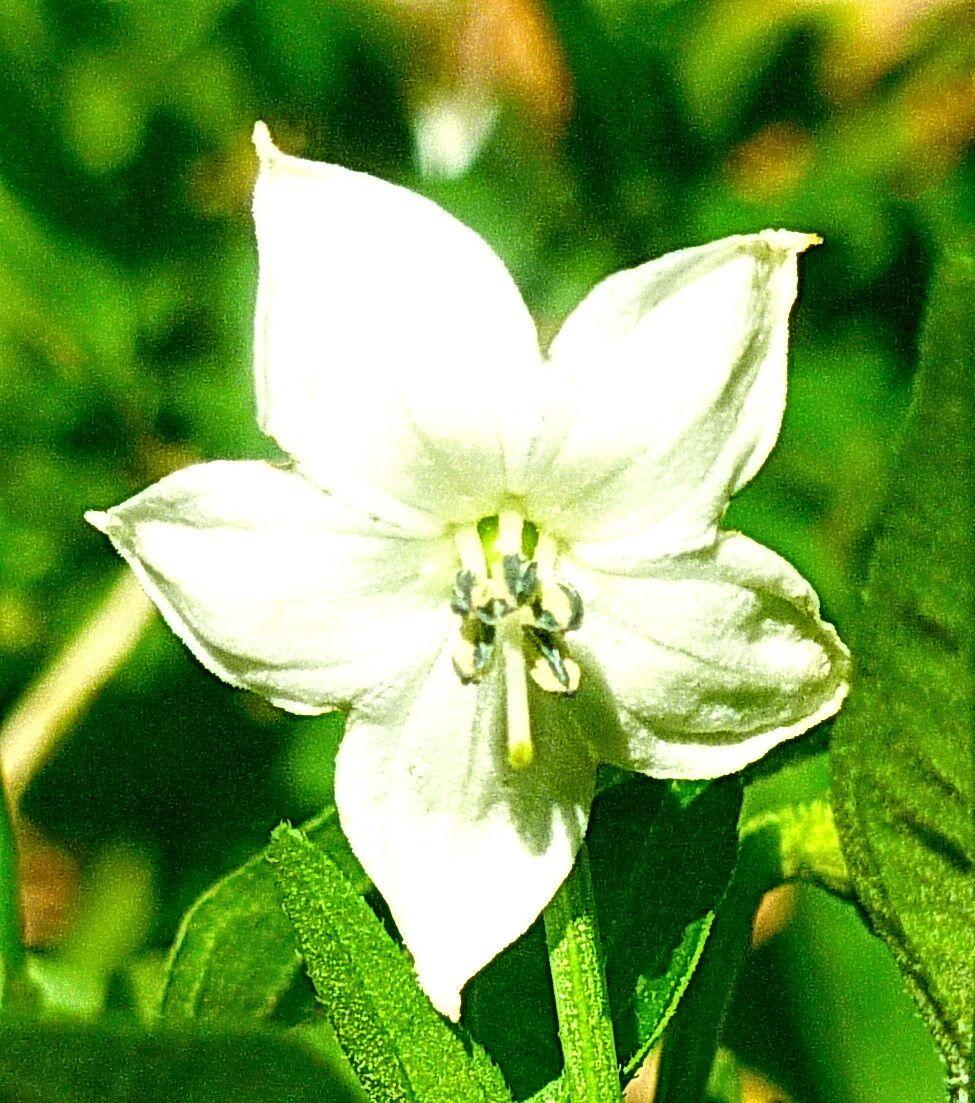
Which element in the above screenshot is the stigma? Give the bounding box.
[449,509,583,769]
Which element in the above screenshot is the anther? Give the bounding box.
[450,570,476,616]
[525,626,580,695]
[452,623,496,684]
[503,555,539,605]
[529,652,580,696]
[475,595,512,625]
[470,577,512,624]
[533,580,583,633]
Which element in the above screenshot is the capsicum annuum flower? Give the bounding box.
[87,123,849,1021]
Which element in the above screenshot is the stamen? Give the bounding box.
[452,622,496,683]
[454,524,488,577]
[450,570,476,616]
[452,635,479,683]
[520,560,539,601]
[502,628,534,769]
[529,652,581,695]
[450,516,582,699]
[497,507,524,557]
[503,555,524,599]
[502,555,539,605]
[535,532,559,574]
[475,592,512,625]
[534,580,583,633]
[524,625,580,695]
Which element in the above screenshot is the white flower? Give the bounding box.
[87,123,849,1021]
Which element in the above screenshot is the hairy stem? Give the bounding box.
[543,844,621,1103]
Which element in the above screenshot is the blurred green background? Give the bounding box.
[0,0,972,1098]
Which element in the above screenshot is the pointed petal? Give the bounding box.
[87,461,454,714]
[526,231,818,566]
[335,642,594,1019]
[252,123,541,529]
[561,533,849,778]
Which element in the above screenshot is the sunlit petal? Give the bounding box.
[336,642,594,1019]
[561,532,849,777]
[86,461,454,714]
[526,231,817,567]
[253,123,541,531]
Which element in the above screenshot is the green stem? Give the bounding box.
[543,844,621,1103]
[524,1076,569,1103]
[0,779,24,1000]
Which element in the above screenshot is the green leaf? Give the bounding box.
[653,823,779,1103]
[464,922,561,1097]
[523,1079,569,1103]
[703,1047,748,1103]
[655,799,854,1103]
[592,777,741,1075]
[268,824,512,1103]
[465,776,741,1096]
[160,807,367,1021]
[831,253,975,1101]
[0,1019,361,1103]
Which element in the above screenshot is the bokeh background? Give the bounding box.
[1,0,972,1098]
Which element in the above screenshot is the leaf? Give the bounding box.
[268,824,512,1103]
[653,827,772,1103]
[464,775,741,1096]
[464,922,561,1098]
[0,1019,361,1103]
[653,799,851,1103]
[831,252,975,1101]
[160,807,367,1021]
[703,1047,749,1103]
[591,777,741,1075]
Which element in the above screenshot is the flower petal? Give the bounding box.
[525,231,817,567]
[86,461,454,714]
[335,641,594,1020]
[561,533,849,778]
[252,123,541,530]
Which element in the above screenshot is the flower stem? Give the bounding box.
[0,570,153,803]
[543,845,621,1103]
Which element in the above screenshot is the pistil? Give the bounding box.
[502,622,534,770]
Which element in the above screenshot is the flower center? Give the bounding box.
[449,505,583,770]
